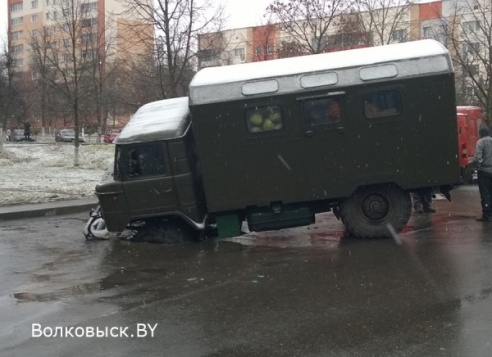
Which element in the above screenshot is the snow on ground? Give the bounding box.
[0,142,114,206]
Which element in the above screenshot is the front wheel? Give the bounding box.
[340,184,411,238]
[132,217,202,243]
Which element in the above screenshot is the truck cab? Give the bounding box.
[94,97,206,235]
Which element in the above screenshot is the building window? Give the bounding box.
[81,2,97,14]
[466,64,479,76]
[31,14,38,23]
[266,45,274,55]
[82,49,98,60]
[13,59,24,67]
[422,26,432,39]
[12,44,24,54]
[234,48,245,61]
[392,29,407,42]
[473,0,479,10]
[62,38,70,47]
[246,106,283,133]
[463,42,480,55]
[363,89,402,119]
[11,3,23,12]
[81,33,97,44]
[463,21,480,34]
[82,18,97,28]
[32,29,40,37]
[255,46,262,56]
[32,0,38,8]
[12,31,23,40]
[11,17,23,26]
[63,23,70,31]
[64,53,71,62]
[46,12,51,20]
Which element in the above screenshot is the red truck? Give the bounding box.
[457,106,484,183]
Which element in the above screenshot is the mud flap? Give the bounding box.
[440,185,453,201]
[332,205,341,220]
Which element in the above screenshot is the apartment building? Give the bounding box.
[7,0,153,69]
[6,0,154,131]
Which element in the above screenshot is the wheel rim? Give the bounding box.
[361,193,389,221]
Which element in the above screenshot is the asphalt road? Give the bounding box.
[1,185,492,356]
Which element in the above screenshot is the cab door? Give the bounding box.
[121,142,178,217]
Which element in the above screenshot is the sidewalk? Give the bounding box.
[0,198,98,222]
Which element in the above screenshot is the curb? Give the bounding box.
[0,198,98,222]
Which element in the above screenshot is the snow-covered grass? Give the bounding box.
[0,143,114,206]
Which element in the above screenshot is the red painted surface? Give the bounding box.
[456,106,483,168]
[252,25,276,62]
[98,0,106,58]
[419,1,442,20]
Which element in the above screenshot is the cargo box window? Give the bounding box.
[363,89,401,119]
[246,106,283,133]
[304,96,343,127]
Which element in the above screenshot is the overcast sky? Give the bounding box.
[221,0,271,29]
[0,0,271,45]
[1,0,7,44]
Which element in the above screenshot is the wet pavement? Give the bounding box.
[1,185,492,356]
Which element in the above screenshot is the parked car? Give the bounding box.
[55,129,85,142]
[103,129,120,143]
[9,129,35,142]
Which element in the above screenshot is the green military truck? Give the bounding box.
[85,39,461,241]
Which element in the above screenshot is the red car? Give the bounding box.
[103,130,120,143]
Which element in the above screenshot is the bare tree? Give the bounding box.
[0,39,25,151]
[26,29,60,136]
[120,0,226,99]
[266,0,352,54]
[440,0,492,124]
[29,0,102,165]
[352,0,414,46]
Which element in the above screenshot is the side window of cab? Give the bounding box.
[116,143,167,180]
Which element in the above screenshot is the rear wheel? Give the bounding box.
[340,184,411,238]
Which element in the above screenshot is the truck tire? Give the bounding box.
[340,184,411,238]
[132,218,200,243]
